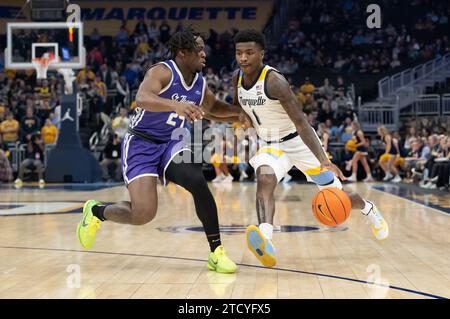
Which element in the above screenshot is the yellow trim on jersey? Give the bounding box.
[304,166,322,175]
[257,66,270,82]
[257,147,285,158]
[304,151,331,175]
[237,71,243,88]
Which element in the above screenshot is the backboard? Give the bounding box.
[5,22,85,70]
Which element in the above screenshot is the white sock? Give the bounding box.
[361,199,373,216]
[259,223,273,239]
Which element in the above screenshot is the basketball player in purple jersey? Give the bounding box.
[77,29,242,273]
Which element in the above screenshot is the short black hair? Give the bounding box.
[166,27,206,59]
[234,29,266,50]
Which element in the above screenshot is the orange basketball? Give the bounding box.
[312,188,352,226]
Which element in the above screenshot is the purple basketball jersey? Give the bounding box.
[129,60,206,142]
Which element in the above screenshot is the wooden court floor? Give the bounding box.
[0,181,449,299]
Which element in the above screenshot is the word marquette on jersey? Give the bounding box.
[239,96,267,107]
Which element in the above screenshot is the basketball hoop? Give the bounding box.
[32,53,57,79]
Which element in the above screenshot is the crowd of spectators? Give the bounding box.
[0,4,449,187]
[272,0,450,76]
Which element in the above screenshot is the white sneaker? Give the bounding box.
[364,201,389,241]
[347,174,357,182]
[391,175,402,183]
[430,175,439,183]
[38,179,46,188]
[363,175,374,182]
[212,174,225,183]
[382,173,393,181]
[221,175,233,183]
[239,171,248,182]
[424,182,437,189]
[419,180,427,188]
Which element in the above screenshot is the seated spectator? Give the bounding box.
[100,133,122,182]
[339,117,353,143]
[112,107,130,140]
[325,118,339,142]
[14,133,45,187]
[40,118,58,145]
[283,57,299,75]
[0,102,6,121]
[89,86,105,127]
[427,137,450,190]
[116,75,130,107]
[90,28,102,47]
[0,134,13,183]
[420,135,449,189]
[98,63,116,89]
[147,21,159,44]
[377,126,402,182]
[404,126,419,153]
[205,67,220,90]
[76,65,95,84]
[122,63,139,88]
[319,78,335,100]
[0,111,19,143]
[317,123,331,154]
[93,76,108,102]
[35,79,51,101]
[20,106,41,143]
[405,138,431,181]
[300,77,315,95]
[317,100,335,123]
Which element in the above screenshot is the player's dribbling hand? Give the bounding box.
[174,102,204,122]
[321,160,347,181]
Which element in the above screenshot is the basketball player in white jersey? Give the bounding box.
[231,30,389,267]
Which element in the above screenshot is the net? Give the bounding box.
[31,53,57,79]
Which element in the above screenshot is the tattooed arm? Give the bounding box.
[266,71,345,179]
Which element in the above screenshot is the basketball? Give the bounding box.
[312,188,352,227]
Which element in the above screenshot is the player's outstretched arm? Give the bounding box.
[266,71,345,179]
[135,64,204,122]
[201,70,243,118]
[201,88,242,118]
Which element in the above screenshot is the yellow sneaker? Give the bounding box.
[14,179,23,188]
[77,200,103,249]
[246,225,277,267]
[207,245,237,274]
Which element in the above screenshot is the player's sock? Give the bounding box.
[92,205,107,221]
[259,223,273,239]
[360,199,373,216]
[207,234,222,252]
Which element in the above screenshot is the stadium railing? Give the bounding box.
[378,52,450,100]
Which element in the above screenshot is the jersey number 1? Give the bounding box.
[166,113,186,127]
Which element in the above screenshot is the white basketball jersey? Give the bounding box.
[237,65,296,141]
